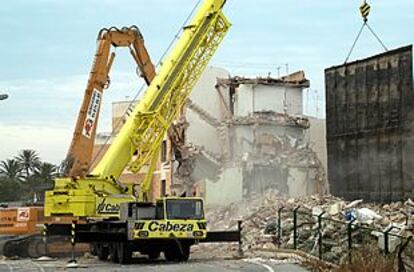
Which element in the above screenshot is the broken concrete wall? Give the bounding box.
[217,73,326,199]
[306,117,328,184]
[325,45,414,202]
[232,120,325,197]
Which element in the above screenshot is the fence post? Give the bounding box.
[237,220,243,257]
[278,207,284,248]
[293,206,300,250]
[383,225,395,255]
[347,219,356,263]
[318,211,326,260]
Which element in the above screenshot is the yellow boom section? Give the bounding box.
[92,0,230,180]
[45,0,230,217]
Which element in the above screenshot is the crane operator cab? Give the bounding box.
[120,197,207,241]
[111,197,207,262]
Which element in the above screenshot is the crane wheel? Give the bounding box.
[117,242,132,264]
[96,243,109,261]
[108,243,119,263]
[164,243,190,262]
[147,251,160,260]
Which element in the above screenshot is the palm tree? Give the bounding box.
[15,149,41,180]
[0,159,23,182]
[33,162,57,181]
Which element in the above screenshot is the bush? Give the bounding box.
[335,246,395,272]
[0,177,23,202]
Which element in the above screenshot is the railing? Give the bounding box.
[275,206,413,270]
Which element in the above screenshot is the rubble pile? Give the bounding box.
[204,190,414,264]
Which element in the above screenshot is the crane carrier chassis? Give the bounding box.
[45,198,242,264]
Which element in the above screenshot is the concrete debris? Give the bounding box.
[372,223,406,253]
[216,71,310,88]
[168,116,195,195]
[204,189,414,265]
[346,207,383,224]
[169,116,223,195]
[344,199,363,209]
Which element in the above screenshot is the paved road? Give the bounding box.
[0,258,308,272]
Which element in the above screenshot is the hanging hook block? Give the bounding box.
[360,1,371,22]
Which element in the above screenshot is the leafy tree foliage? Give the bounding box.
[15,149,41,179]
[0,150,57,203]
[0,159,23,182]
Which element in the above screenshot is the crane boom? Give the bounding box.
[91,0,230,181]
[44,0,236,263]
[45,0,230,218]
[66,26,155,177]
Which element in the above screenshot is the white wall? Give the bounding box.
[234,84,303,117]
[186,66,230,155]
[205,167,243,205]
[307,117,327,180]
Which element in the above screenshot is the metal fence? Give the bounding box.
[275,207,413,270]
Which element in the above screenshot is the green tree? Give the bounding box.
[33,162,57,181]
[15,149,41,180]
[25,162,57,202]
[0,159,23,182]
[0,176,22,202]
[0,160,23,202]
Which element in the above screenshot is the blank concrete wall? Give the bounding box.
[234,84,303,117]
[186,67,230,155]
[205,167,243,205]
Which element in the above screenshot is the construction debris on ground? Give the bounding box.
[198,189,414,267]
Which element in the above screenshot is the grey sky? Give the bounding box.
[0,0,413,163]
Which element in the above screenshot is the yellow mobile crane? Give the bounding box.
[0,26,156,259]
[45,0,235,264]
[66,25,155,177]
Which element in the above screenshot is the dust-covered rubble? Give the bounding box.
[202,190,414,265]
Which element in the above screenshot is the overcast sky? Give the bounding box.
[0,0,413,164]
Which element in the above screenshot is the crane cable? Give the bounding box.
[344,1,388,64]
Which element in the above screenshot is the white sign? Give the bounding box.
[82,89,102,138]
[17,208,30,222]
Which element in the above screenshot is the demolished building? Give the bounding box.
[171,67,328,205]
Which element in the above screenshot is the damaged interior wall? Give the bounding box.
[170,67,328,205]
[325,45,414,202]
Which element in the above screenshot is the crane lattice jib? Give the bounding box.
[91,0,230,179]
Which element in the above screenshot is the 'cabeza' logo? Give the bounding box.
[148,221,194,232]
[96,198,120,214]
